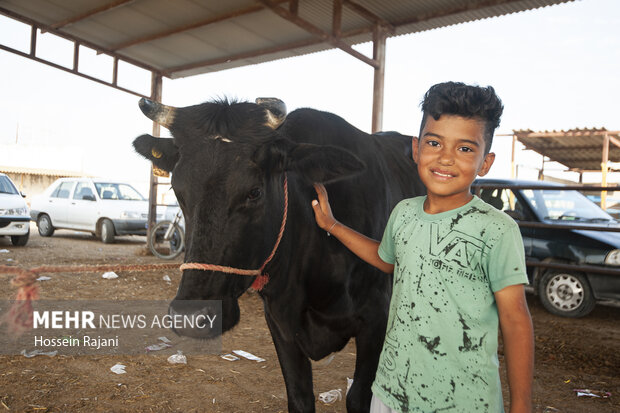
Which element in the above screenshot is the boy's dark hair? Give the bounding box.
[419,82,504,154]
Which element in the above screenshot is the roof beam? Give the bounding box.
[332,0,342,37]
[0,41,149,99]
[164,36,321,77]
[109,0,290,52]
[343,0,395,33]
[164,25,373,77]
[0,6,159,74]
[257,0,378,68]
[49,0,136,30]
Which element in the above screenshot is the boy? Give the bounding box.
[311,82,534,413]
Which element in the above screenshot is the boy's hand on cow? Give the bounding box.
[312,183,338,232]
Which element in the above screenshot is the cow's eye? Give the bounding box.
[247,188,262,201]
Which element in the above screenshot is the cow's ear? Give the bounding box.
[133,134,179,172]
[288,143,365,183]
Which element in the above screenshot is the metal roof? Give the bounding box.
[0,165,85,177]
[514,128,620,172]
[1,0,573,84]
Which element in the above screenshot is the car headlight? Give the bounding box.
[605,249,620,266]
[120,211,141,219]
[0,208,29,216]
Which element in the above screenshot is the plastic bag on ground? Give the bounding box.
[318,389,342,404]
[232,349,265,362]
[110,363,126,374]
[167,350,187,364]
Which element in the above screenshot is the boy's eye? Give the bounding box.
[459,146,474,152]
[426,140,440,147]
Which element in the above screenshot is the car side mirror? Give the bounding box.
[83,195,96,201]
[21,192,27,198]
[505,210,525,221]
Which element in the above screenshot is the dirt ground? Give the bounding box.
[0,224,618,413]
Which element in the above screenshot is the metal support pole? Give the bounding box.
[371,25,386,133]
[602,132,610,210]
[147,73,163,242]
[511,134,516,179]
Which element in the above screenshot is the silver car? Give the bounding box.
[30,178,155,243]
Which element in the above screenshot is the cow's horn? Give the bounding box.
[256,97,287,129]
[139,98,177,129]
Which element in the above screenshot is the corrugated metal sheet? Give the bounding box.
[0,0,574,79]
[514,128,620,171]
[0,166,85,177]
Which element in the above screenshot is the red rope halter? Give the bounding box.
[180,174,288,291]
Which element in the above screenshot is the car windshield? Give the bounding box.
[0,176,19,195]
[521,188,615,222]
[95,183,145,201]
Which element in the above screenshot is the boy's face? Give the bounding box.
[413,114,495,211]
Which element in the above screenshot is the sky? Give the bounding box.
[1,0,619,194]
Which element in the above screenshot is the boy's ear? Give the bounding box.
[477,152,496,177]
[254,139,365,183]
[132,134,179,172]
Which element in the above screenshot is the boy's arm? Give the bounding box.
[311,183,394,274]
[495,284,534,413]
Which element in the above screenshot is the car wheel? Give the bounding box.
[37,214,55,237]
[11,229,29,246]
[100,219,116,244]
[538,270,596,317]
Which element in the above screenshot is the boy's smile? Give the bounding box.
[413,114,495,214]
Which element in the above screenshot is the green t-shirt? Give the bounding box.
[373,195,528,413]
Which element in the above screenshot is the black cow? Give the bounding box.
[133,97,425,412]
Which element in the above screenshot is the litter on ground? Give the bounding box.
[167,351,187,364]
[318,389,342,404]
[21,349,57,358]
[573,389,611,398]
[110,363,126,374]
[232,349,265,362]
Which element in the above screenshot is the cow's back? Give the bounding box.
[280,108,424,239]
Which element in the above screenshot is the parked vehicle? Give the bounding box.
[30,178,157,243]
[148,207,185,260]
[0,173,30,246]
[473,178,620,317]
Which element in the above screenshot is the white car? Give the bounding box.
[30,178,156,243]
[0,173,30,246]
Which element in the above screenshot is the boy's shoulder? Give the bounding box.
[464,197,522,240]
[390,196,425,216]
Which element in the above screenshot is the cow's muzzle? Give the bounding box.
[168,298,238,339]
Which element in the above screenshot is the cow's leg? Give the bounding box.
[346,325,385,413]
[265,311,315,413]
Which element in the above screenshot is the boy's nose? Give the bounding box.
[438,150,455,165]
